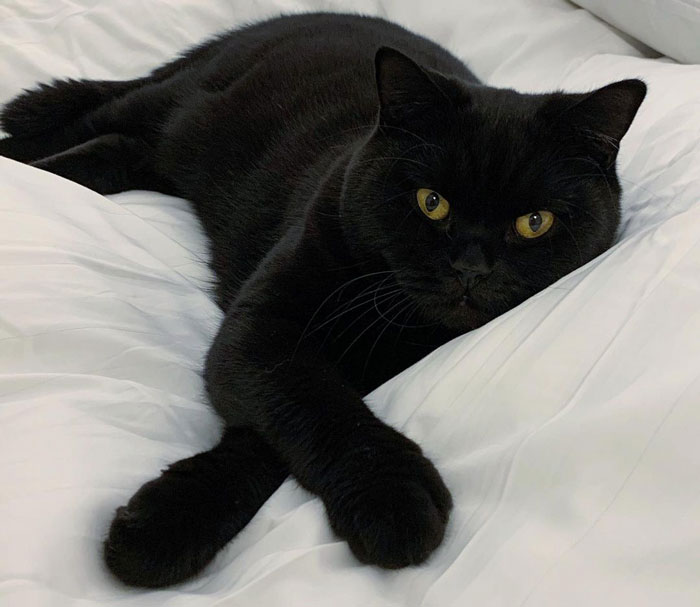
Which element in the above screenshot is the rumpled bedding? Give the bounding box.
[572,0,700,64]
[1,1,699,606]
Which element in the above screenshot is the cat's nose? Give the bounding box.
[453,265,491,288]
[450,246,492,287]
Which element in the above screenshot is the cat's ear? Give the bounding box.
[375,47,446,125]
[558,79,647,167]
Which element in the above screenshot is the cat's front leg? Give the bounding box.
[206,288,452,568]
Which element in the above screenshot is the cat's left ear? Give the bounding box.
[375,47,447,125]
[556,79,647,167]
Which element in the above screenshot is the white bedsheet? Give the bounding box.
[1,1,700,606]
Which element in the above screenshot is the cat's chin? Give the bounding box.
[424,294,493,333]
[446,305,490,332]
[402,282,494,333]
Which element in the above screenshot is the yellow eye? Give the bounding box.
[417,188,450,220]
[515,211,554,239]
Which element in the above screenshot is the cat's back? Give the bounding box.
[190,13,476,94]
[161,13,478,192]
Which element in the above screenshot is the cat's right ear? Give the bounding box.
[375,47,446,125]
[549,79,647,168]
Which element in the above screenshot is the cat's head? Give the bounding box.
[341,47,646,332]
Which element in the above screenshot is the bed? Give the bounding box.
[1,1,699,605]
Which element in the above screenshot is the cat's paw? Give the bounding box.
[103,430,287,588]
[103,458,232,588]
[324,440,452,569]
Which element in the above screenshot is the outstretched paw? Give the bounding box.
[104,455,237,588]
[104,429,287,587]
[324,436,452,569]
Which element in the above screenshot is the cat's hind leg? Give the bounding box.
[0,76,178,167]
[0,117,119,166]
[103,427,288,588]
[0,134,48,163]
[28,134,172,195]
[0,77,151,164]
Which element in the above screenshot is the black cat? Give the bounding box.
[0,12,645,588]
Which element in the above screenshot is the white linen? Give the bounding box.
[573,0,700,64]
[1,1,700,606]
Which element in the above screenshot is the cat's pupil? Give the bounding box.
[425,192,440,212]
[529,213,543,232]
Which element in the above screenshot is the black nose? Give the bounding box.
[450,245,492,287]
[454,266,490,287]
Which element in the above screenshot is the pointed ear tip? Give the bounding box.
[633,79,647,104]
[374,46,408,68]
[374,46,391,73]
[622,78,647,95]
[612,78,648,103]
[375,47,387,67]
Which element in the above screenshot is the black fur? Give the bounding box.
[103,427,287,588]
[0,12,646,587]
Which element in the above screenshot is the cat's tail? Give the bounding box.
[0,77,145,138]
[103,427,288,588]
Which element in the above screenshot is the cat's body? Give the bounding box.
[0,12,646,588]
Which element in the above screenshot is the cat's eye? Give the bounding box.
[417,188,450,220]
[514,211,554,239]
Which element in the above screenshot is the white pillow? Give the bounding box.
[573,0,700,64]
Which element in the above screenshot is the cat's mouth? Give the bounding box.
[437,293,489,332]
[418,280,493,332]
[443,276,507,331]
[398,276,494,332]
[455,275,487,311]
[459,293,479,309]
